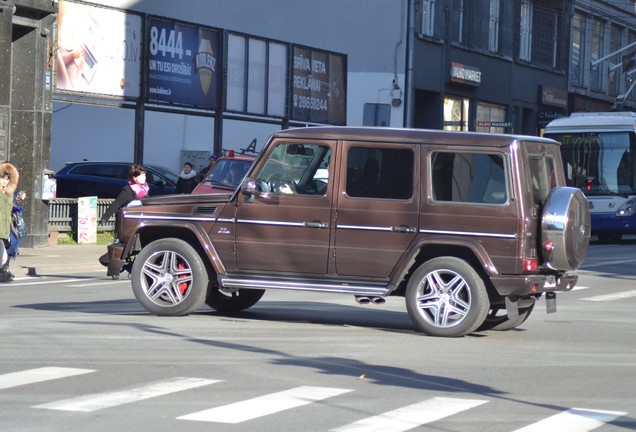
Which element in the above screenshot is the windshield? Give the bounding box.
[546,131,636,196]
[203,159,252,188]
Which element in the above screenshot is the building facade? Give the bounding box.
[567,0,636,113]
[408,0,572,135]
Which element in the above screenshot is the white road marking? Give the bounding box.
[511,408,626,432]
[9,279,81,287]
[331,397,488,432]
[579,258,636,269]
[34,377,220,412]
[178,386,352,423]
[571,286,590,291]
[70,281,127,287]
[582,290,636,302]
[0,367,95,390]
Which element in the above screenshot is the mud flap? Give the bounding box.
[505,297,520,320]
[545,291,557,313]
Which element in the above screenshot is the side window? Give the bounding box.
[528,155,556,206]
[254,143,331,196]
[431,151,507,204]
[94,164,126,179]
[346,147,414,199]
[69,164,98,176]
[145,170,156,184]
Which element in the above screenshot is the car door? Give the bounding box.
[234,139,335,274]
[334,141,420,278]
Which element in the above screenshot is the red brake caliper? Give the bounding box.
[177,262,188,295]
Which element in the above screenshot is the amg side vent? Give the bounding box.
[194,206,217,215]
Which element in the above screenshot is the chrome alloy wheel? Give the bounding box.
[414,268,472,328]
[139,250,193,307]
[405,257,489,337]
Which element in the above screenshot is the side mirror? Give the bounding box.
[241,177,256,202]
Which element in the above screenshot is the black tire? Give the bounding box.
[541,187,591,271]
[405,257,489,337]
[205,287,265,312]
[131,238,208,316]
[477,303,535,332]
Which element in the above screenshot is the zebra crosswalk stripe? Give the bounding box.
[510,408,627,432]
[331,397,488,432]
[34,377,220,412]
[0,367,95,390]
[178,385,352,423]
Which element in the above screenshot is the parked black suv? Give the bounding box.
[55,161,179,198]
[107,127,590,337]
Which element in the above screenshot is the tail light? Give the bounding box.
[523,257,537,271]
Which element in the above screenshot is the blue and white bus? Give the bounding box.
[544,112,636,242]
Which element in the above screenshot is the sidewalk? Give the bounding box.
[10,244,108,278]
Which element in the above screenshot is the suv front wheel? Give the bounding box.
[131,238,208,316]
[405,257,489,337]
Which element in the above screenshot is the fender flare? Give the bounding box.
[123,219,226,276]
[392,236,499,287]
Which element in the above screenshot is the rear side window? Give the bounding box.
[68,164,99,176]
[431,151,507,204]
[68,164,127,179]
[528,155,557,206]
[346,147,414,199]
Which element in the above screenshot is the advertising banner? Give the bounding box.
[55,0,142,98]
[147,17,221,109]
[291,46,346,125]
[77,196,97,244]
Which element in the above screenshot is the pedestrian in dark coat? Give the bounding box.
[98,164,149,269]
[99,164,149,226]
[175,162,197,194]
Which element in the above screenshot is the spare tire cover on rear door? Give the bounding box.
[541,187,591,271]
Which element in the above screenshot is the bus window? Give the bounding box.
[549,131,636,195]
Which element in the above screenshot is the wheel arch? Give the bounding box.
[392,239,497,297]
[126,221,225,276]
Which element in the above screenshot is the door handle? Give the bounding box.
[305,220,328,229]
[391,225,416,233]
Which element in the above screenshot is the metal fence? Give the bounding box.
[48,198,115,232]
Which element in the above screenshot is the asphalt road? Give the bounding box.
[1,239,635,432]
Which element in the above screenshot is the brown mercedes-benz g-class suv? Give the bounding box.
[107,127,590,337]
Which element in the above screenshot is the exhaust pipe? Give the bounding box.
[355,296,385,305]
[371,296,385,305]
[355,296,371,305]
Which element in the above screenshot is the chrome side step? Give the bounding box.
[219,276,392,296]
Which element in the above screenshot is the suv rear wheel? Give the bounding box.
[405,257,489,337]
[131,238,208,316]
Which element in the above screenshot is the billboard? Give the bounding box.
[291,46,346,125]
[226,33,287,117]
[55,0,142,98]
[147,17,221,109]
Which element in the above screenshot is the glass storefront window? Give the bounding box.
[443,97,469,131]
[476,102,506,134]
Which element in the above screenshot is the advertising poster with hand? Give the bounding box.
[55,0,142,98]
